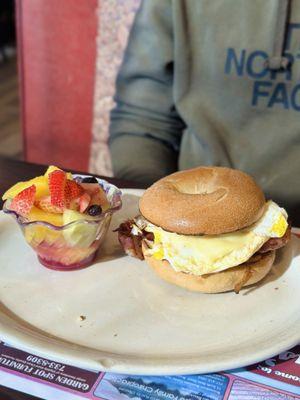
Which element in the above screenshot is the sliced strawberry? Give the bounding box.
[48,170,67,209]
[80,183,109,208]
[91,187,110,209]
[36,196,63,214]
[80,183,101,196]
[10,185,36,216]
[65,180,84,201]
[79,192,91,213]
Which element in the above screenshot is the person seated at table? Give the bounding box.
[109,0,300,220]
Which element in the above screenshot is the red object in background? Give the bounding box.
[16,0,98,171]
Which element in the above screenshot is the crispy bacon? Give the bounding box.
[114,219,154,260]
[114,220,143,260]
[258,224,291,253]
[115,219,291,291]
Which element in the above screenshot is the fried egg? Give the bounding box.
[142,201,288,276]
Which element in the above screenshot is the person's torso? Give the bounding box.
[172,0,300,213]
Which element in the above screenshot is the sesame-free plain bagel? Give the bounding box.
[143,247,275,293]
[139,166,266,235]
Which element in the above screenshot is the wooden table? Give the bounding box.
[0,156,143,400]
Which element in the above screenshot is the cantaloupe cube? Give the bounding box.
[2,176,49,200]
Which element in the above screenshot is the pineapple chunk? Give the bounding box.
[45,165,73,180]
[28,206,63,226]
[2,176,49,200]
[63,210,98,247]
[2,165,73,201]
[24,206,63,245]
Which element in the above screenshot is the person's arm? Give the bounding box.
[109,0,185,187]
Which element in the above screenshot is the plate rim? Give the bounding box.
[1,324,299,375]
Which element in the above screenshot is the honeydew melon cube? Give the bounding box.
[62,210,98,247]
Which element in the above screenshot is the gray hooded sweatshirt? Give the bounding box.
[109,0,300,223]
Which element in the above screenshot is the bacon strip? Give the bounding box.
[115,219,291,267]
[258,224,291,253]
[114,219,154,260]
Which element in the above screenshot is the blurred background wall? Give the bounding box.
[0,0,139,174]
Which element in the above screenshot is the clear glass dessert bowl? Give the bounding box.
[3,177,122,271]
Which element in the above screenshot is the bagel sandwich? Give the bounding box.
[117,166,291,293]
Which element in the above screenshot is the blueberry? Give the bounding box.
[82,176,98,183]
[87,205,102,216]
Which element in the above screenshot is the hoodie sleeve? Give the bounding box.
[109,0,185,186]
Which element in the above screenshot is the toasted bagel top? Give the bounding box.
[139,166,266,235]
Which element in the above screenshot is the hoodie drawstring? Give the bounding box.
[266,0,292,70]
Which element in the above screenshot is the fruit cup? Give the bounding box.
[3,176,122,271]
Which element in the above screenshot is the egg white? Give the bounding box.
[142,201,288,276]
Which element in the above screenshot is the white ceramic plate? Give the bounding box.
[0,189,299,375]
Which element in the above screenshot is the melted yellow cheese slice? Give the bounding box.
[144,201,288,276]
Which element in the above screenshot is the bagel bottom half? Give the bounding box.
[142,244,275,293]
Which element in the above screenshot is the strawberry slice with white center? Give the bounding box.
[36,196,63,214]
[91,187,110,210]
[65,180,84,202]
[80,183,100,196]
[79,192,91,213]
[80,183,110,209]
[48,170,67,210]
[10,185,36,216]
